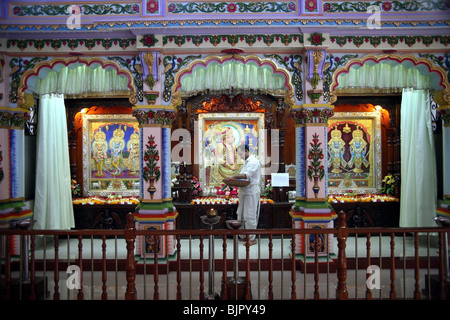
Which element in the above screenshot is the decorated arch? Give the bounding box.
[329,54,450,105]
[17,56,137,106]
[170,54,296,107]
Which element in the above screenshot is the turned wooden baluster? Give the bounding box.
[389,232,397,299]
[154,234,159,300]
[413,232,421,299]
[176,235,182,300]
[291,233,297,300]
[268,234,274,300]
[222,234,228,300]
[245,234,251,300]
[336,210,348,300]
[101,235,107,300]
[438,231,446,300]
[199,234,204,300]
[314,234,320,300]
[29,234,36,300]
[125,213,137,300]
[365,233,372,300]
[53,235,60,300]
[77,234,84,300]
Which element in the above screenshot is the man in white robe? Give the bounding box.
[227,144,261,246]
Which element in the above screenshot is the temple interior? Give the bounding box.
[0,0,449,303]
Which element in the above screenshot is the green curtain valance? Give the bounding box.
[33,65,130,96]
[180,59,287,94]
[336,62,432,92]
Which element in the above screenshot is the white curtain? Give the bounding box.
[399,88,437,227]
[33,94,74,230]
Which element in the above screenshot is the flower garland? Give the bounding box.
[263,179,272,198]
[191,196,274,205]
[191,176,202,197]
[380,175,396,196]
[328,194,399,203]
[72,196,140,205]
[71,179,81,198]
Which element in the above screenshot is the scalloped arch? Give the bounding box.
[329,54,449,104]
[17,56,137,106]
[170,54,296,107]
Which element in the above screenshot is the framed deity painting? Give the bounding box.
[197,113,265,194]
[327,112,381,194]
[82,114,140,197]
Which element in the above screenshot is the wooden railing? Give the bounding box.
[0,211,449,300]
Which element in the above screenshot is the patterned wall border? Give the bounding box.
[2,18,449,32]
[323,0,449,13]
[166,1,297,15]
[10,2,142,17]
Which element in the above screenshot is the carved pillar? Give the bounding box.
[132,107,178,260]
[289,47,337,259]
[0,108,33,255]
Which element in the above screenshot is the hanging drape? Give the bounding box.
[336,62,431,92]
[399,88,437,227]
[180,60,286,93]
[33,94,74,230]
[34,65,129,96]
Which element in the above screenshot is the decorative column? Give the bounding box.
[437,106,450,219]
[132,107,178,260]
[0,108,32,255]
[289,44,337,264]
[289,106,336,259]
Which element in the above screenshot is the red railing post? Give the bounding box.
[336,210,348,300]
[124,213,137,300]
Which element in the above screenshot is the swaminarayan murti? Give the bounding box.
[327,125,346,176]
[110,125,125,176]
[348,126,369,176]
[127,131,140,176]
[92,129,108,177]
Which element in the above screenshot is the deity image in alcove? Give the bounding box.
[92,129,108,177]
[348,126,370,176]
[327,125,346,175]
[203,120,258,187]
[127,131,140,177]
[327,118,374,190]
[86,117,140,195]
[109,126,125,176]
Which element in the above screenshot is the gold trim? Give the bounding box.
[0,106,30,113]
[306,197,328,202]
[329,54,450,104]
[169,54,295,108]
[305,122,328,127]
[0,197,25,204]
[17,56,137,106]
[132,105,176,111]
[140,199,164,204]
[141,124,163,127]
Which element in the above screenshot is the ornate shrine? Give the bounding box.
[0,0,449,260]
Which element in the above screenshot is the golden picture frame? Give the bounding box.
[82,114,140,197]
[197,112,265,194]
[327,111,382,194]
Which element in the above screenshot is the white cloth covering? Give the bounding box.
[236,154,261,240]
